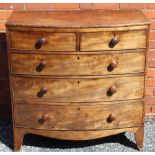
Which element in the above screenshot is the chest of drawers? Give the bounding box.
[6,10,150,151]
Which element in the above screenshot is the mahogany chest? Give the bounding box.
[6,10,150,151]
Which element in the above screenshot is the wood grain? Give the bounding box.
[134,126,144,149]
[13,126,141,151]
[10,31,76,51]
[6,10,149,151]
[13,127,24,152]
[10,52,145,76]
[14,126,140,141]
[11,75,144,102]
[6,10,150,28]
[81,30,147,51]
[14,100,143,130]
[7,25,149,33]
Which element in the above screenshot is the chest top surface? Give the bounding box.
[6,10,150,28]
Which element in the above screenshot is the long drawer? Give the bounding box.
[14,100,143,130]
[10,52,145,76]
[11,75,144,102]
[80,30,146,51]
[9,31,76,51]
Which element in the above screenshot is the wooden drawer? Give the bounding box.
[10,52,145,76]
[11,75,144,102]
[9,31,76,51]
[14,100,143,130]
[80,30,146,51]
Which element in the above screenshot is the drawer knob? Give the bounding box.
[109,37,119,48]
[35,37,46,49]
[110,60,118,69]
[38,114,49,124]
[37,87,48,97]
[107,114,116,123]
[42,114,49,121]
[108,85,117,96]
[36,61,46,72]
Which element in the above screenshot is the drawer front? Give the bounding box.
[10,52,145,76]
[80,30,146,51]
[9,31,76,51]
[11,76,144,102]
[14,100,143,130]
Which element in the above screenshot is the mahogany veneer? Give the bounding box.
[6,10,150,151]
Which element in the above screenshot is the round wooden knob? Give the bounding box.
[38,114,49,124]
[35,37,46,49]
[37,87,48,97]
[36,61,46,72]
[109,85,117,94]
[42,114,49,121]
[110,60,118,69]
[40,87,48,94]
[109,37,119,48]
[108,114,116,122]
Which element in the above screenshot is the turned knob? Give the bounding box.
[110,60,118,69]
[42,114,49,121]
[37,87,48,97]
[108,85,117,96]
[40,87,48,94]
[107,114,116,123]
[36,61,46,72]
[35,37,46,49]
[109,37,119,48]
[38,114,49,124]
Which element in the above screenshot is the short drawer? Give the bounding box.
[10,52,145,76]
[9,31,76,51]
[11,75,144,102]
[80,30,146,51]
[14,100,143,130]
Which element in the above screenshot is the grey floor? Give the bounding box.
[0,117,155,152]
